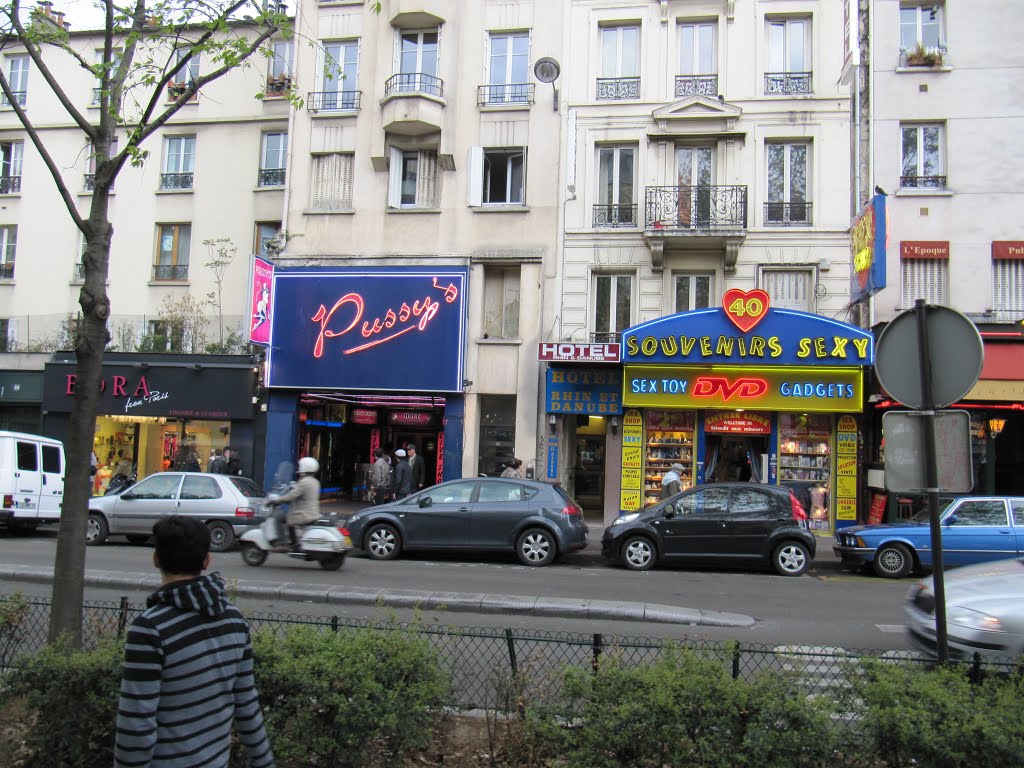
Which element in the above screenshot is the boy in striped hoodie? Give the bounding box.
[115,515,274,768]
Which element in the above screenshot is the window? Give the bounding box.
[766,142,810,225]
[387,147,438,208]
[181,476,222,500]
[85,138,117,191]
[596,146,635,227]
[267,40,293,93]
[478,395,516,477]
[598,25,640,99]
[486,32,529,103]
[593,273,632,342]
[761,269,814,311]
[0,319,9,352]
[2,56,28,106]
[675,486,730,516]
[130,474,181,499]
[766,18,811,94]
[950,500,1008,527]
[676,146,714,227]
[161,136,195,190]
[674,273,713,312]
[92,48,122,105]
[154,223,191,281]
[901,257,947,306]
[394,31,440,95]
[483,267,520,339]
[256,222,282,259]
[42,444,62,474]
[321,41,359,109]
[900,123,945,189]
[311,152,354,210]
[259,132,287,187]
[484,149,525,204]
[479,482,524,503]
[421,480,476,505]
[0,141,22,194]
[677,21,716,96]
[900,4,943,52]
[169,50,198,98]
[16,441,37,471]
[993,259,1024,318]
[0,225,16,279]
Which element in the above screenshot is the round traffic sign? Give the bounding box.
[874,304,984,409]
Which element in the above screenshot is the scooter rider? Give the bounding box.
[268,456,322,549]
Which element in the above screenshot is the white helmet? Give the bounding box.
[297,456,320,475]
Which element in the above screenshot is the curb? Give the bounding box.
[0,565,756,628]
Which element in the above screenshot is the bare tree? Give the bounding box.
[0,0,291,646]
[203,237,237,350]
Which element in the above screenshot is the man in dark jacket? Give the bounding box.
[224,447,242,476]
[115,515,274,768]
[393,449,413,499]
[407,443,426,490]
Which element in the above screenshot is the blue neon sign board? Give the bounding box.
[268,267,467,392]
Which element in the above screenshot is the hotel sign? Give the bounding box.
[538,342,620,362]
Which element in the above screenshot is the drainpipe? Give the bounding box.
[279,2,300,243]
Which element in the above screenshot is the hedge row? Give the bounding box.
[1,627,1022,768]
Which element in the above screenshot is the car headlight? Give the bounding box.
[611,513,639,526]
[947,606,1004,632]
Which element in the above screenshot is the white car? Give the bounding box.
[905,557,1024,663]
[86,472,267,552]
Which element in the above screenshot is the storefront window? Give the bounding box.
[778,413,832,529]
[478,395,516,476]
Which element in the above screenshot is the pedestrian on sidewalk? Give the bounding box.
[393,449,412,499]
[370,448,392,504]
[407,443,426,490]
[115,515,274,768]
[660,463,684,499]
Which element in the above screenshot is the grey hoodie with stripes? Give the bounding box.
[115,572,274,768]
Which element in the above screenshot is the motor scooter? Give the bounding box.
[238,462,351,571]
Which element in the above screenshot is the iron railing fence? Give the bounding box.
[384,72,443,98]
[596,76,640,100]
[645,184,748,230]
[3,595,1019,720]
[307,90,361,112]
[674,74,718,97]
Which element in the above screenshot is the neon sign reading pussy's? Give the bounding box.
[310,277,459,358]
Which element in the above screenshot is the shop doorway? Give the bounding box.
[706,436,767,484]
[573,415,607,521]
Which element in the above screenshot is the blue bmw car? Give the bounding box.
[833,496,1024,578]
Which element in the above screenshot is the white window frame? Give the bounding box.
[993,259,1024,318]
[766,141,811,225]
[3,55,29,106]
[678,21,716,75]
[468,147,525,206]
[592,272,633,340]
[269,40,293,78]
[486,31,530,104]
[760,267,815,312]
[0,225,16,278]
[0,140,23,181]
[161,136,195,190]
[601,24,640,77]
[387,147,438,208]
[323,40,359,99]
[900,123,945,187]
[397,29,439,77]
[155,223,191,273]
[900,3,944,52]
[311,152,354,211]
[901,257,948,306]
[483,266,521,339]
[261,132,287,171]
[255,222,282,259]
[674,272,715,313]
[596,145,636,227]
[767,18,811,73]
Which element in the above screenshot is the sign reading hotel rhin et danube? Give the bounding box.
[538,342,620,362]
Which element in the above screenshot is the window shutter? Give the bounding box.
[6,318,17,348]
[418,150,438,207]
[467,146,483,207]
[387,146,403,207]
[339,153,354,209]
[762,270,811,311]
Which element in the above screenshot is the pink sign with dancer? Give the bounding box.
[249,256,275,345]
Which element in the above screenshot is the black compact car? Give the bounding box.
[602,482,815,576]
[345,477,588,566]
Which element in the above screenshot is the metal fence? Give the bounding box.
[2,595,1016,718]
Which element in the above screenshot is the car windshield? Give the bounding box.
[230,477,264,498]
[909,499,955,524]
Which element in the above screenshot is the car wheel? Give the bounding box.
[206,521,235,552]
[772,540,810,577]
[240,543,267,567]
[126,535,149,545]
[318,554,345,571]
[516,528,556,567]
[85,513,108,546]
[873,543,913,579]
[365,523,400,560]
[622,536,657,571]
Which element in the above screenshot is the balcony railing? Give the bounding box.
[645,186,748,230]
[477,83,535,106]
[152,264,189,281]
[764,201,813,226]
[0,176,21,194]
[160,172,193,190]
[0,92,27,107]
[590,331,620,343]
[385,72,444,98]
[258,168,286,187]
[674,74,718,98]
[0,262,15,280]
[593,204,638,228]
[308,90,361,112]
[596,77,640,100]
[764,72,813,95]
[900,175,947,190]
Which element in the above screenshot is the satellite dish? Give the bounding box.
[534,57,561,83]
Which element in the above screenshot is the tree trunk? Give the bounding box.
[48,217,112,647]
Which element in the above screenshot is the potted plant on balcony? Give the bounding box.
[906,43,943,67]
[168,80,189,98]
[266,75,291,94]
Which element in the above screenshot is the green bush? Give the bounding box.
[516,645,840,768]
[3,635,124,768]
[840,658,1024,768]
[251,624,452,767]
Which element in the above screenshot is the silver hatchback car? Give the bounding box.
[86,472,266,552]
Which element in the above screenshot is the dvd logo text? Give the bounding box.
[691,376,768,401]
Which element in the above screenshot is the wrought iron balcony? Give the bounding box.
[645,186,748,231]
[590,331,620,343]
[477,83,534,105]
[160,172,193,190]
[0,262,15,280]
[900,175,947,190]
[764,202,813,226]
[674,74,718,98]
[0,92,26,107]
[764,72,813,95]
[308,90,361,112]
[0,176,21,194]
[152,264,189,281]
[596,77,640,100]
[385,72,443,98]
[258,168,286,187]
[593,204,638,228]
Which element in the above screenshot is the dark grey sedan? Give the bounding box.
[344,478,588,566]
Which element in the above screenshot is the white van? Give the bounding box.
[0,431,66,531]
